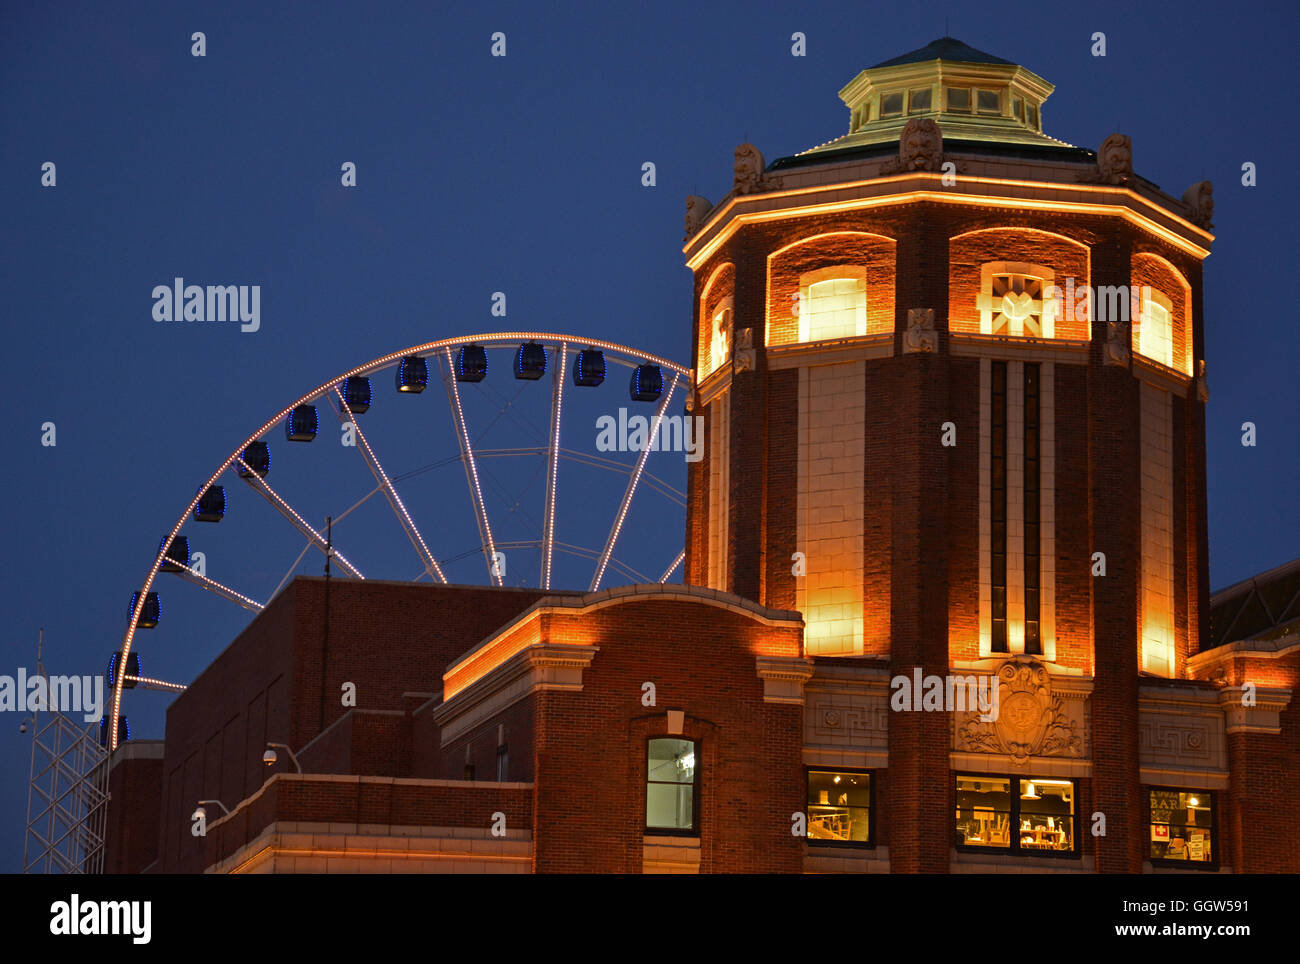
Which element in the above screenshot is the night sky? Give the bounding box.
[2,0,1296,873]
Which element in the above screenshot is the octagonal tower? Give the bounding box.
[682,37,1215,872]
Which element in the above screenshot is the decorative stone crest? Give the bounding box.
[903,308,937,353]
[954,657,1083,764]
[733,143,782,195]
[1103,321,1130,367]
[732,327,755,372]
[684,194,713,241]
[1196,359,1209,402]
[1182,180,1214,229]
[1079,132,1132,185]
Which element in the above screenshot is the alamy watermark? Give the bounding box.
[1,669,104,723]
[595,408,704,462]
[152,277,260,332]
[890,668,1000,722]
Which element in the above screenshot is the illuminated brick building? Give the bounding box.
[106,38,1298,875]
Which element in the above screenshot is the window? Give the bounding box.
[955,775,1077,855]
[495,744,509,782]
[646,738,698,833]
[976,88,1002,114]
[880,91,904,117]
[1027,103,1040,130]
[807,770,872,845]
[1024,363,1041,656]
[710,301,732,373]
[946,87,971,113]
[991,361,1008,653]
[977,263,1057,338]
[798,267,866,342]
[464,763,475,781]
[1136,288,1174,369]
[1012,96,1024,122]
[1149,789,1216,867]
[908,87,932,113]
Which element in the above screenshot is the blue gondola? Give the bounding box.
[396,355,428,393]
[629,364,664,402]
[236,441,270,478]
[343,376,372,414]
[129,591,160,629]
[159,535,190,572]
[573,349,606,387]
[514,342,547,380]
[285,404,318,442]
[457,344,488,382]
[195,485,226,522]
[107,651,141,690]
[99,716,128,748]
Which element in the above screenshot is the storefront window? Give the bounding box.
[646,738,697,833]
[807,770,872,845]
[1149,789,1215,866]
[955,774,1076,855]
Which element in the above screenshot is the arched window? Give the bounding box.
[977,262,1057,338]
[710,298,733,373]
[798,266,866,342]
[1136,287,1174,369]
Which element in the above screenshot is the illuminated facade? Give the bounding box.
[104,38,1298,875]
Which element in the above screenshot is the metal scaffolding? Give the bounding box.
[22,632,108,874]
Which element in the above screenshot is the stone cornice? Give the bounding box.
[756,656,817,704]
[1216,685,1293,735]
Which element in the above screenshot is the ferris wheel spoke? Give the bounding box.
[235,459,365,580]
[557,449,686,504]
[542,342,568,590]
[658,550,686,584]
[589,373,681,591]
[440,351,502,587]
[330,388,447,584]
[170,562,265,613]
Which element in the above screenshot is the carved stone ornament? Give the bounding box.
[903,308,937,353]
[732,327,756,372]
[955,657,1083,764]
[879,117,945,176]
[1079,133,1132,185]
[733,144,782,195]
[1182,180,1214,229]
[684,194,713,241]
[1103,321,1130,367]
[1197,359,1209,402]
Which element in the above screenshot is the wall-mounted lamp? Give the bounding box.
[263,742,302,774]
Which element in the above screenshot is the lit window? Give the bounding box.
[646,738,697,833]
[799,267,866,342]
[807,770,872,845]
[880,91,904,117]
[1136,288,1174,369]
[1149,789,1215,866]
[955,775,1076,854]
[908,87,932,113]
[947,87,971,113]
[976,89,1002,114]
[710,302,732,373]
[977,263,1057,338]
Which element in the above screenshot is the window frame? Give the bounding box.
[805,766,876,849]
[1147,785,1219,871]
[954,773,1080,859]
[644,736,701,836]
[879,90,905,118]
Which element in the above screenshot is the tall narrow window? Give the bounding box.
[495,744,509,782]
[1024,363,1041,655]
[646,738,698,833]
[1136,288,1174,369]
[710,302,733,373]
[991,362,1008,653]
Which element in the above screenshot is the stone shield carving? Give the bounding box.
[954,658,1083,764]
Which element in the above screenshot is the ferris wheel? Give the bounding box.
[107,333,695,752]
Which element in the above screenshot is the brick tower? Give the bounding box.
[682,37,1224,872]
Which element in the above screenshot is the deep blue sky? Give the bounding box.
[2,0,1296,873]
